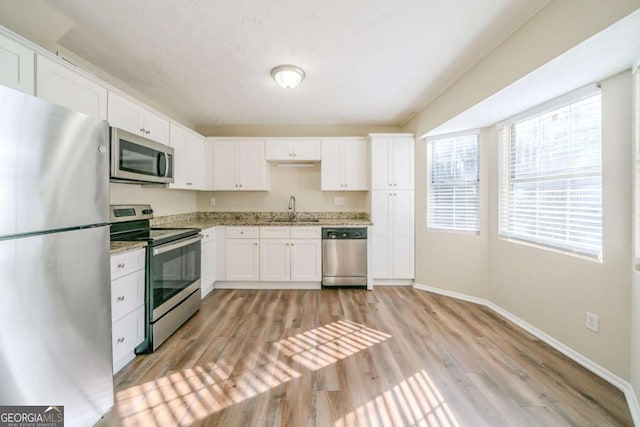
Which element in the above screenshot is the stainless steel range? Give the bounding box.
[110,205,202,352]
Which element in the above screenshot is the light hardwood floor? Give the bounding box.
[99,287,633,426]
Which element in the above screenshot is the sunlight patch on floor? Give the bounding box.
[113,319,391,426]
[335,369,461,427]
[274,319,392,371]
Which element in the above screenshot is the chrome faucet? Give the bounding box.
[288,195,296,220]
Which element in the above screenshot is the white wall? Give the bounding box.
[631,68,640,410]
[196,163,368,212]
[404,0,638,380]
[404,0,638,137]
[487,71,632,379]
[110,183,197,217]
[415,128,490,298]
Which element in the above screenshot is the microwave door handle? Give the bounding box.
[158,152,168,177]
[153,235,203,256]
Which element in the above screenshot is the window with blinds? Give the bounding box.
[427,133,479,233]
[498,90,602,259]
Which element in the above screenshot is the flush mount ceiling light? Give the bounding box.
[271,65,305,89]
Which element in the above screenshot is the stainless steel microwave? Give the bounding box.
[110,127,174,184]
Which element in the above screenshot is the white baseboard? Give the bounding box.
[201,284,214,299]
[113,351,135,375]
[373,279,413,286]
[413,282,640,426]
[214,281,321,290]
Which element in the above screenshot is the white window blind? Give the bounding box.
[498,91,602,259]
[428,133,479,233]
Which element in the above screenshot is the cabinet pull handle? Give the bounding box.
[186,182,193,185]
[254,243,258,246]
[117,263,125,269]
[117,337,125,343]
[139,128,145,132]
[145,130,151,135]
[117,296,125,301]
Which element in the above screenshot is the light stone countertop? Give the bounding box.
[151,211,372,230]
[157,217,372,230]
[110,241,148,255]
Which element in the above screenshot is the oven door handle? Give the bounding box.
[153,235,203,256]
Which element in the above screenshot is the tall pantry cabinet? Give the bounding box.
[369,134,415,284]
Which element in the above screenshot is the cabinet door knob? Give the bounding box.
[117,263,125,269]
[117,296,125,301]
[254,243,258,246]
[117,337,125,343]
[145,130,151,135]
[139,128,145,132]
[239,184,243,188]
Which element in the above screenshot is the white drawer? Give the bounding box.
[226,226,259,239]
[201,227,216,244]
[111,248,145,280]
[260,226,291,239]
[112,305,145,367]
[291,226,322,239]
[111,269,145,323]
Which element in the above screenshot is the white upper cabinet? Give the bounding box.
[168,124,204,190]
[370,135,414,190]
[0,33,34,94]
[266,139,321,161]
[36,55,107,120]
[321,138,368,191]
[107,91,169,144]
[210,139,269,191]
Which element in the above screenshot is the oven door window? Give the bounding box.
[119,139,167,177]
[151,241,201,311]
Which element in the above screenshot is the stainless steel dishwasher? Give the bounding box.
[322,227,367,287]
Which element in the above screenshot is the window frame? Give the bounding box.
[497,85,603,260]
[426,130,480,235]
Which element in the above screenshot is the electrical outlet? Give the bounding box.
[586,312,599,332]
[334,197,346,206]
[209,197,216,206]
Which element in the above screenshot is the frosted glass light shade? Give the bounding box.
[271,65,305,89]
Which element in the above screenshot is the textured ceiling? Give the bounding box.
[25,0,548,127]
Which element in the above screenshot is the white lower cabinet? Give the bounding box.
[110,248,146,373]
[259,226,321,282]
[221,226,321,286]
[201,227,216,298]
[290,239,322,281]
[260,239,290,281]
[226,227,260,281]
[371,189,414,280]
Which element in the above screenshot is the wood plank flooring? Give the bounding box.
[98,287,633,426]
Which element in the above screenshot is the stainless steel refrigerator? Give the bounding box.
[0,85,114,426]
